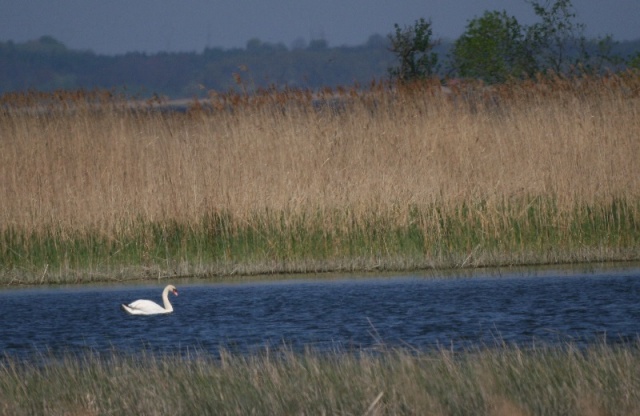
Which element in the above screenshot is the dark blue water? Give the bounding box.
[1,268,640,358]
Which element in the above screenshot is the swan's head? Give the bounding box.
[167,285,178,296]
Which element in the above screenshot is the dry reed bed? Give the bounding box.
[1,74,640,281]
[1,343,639,415]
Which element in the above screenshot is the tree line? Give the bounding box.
[0,34,400,99]
[388,0,640,83]
[1,0,639,99]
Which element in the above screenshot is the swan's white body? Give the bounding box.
[121,285,178,315]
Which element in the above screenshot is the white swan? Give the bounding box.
[121,285,178,315]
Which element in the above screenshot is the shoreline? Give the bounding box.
[2,257,640,288]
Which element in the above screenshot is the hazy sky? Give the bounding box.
[1,0,638,55]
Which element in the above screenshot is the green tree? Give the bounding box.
[388,18,439,82]
[526,0,588,74]
[587,35,623,74]
[628,52,640,70]
[451,11,535,83]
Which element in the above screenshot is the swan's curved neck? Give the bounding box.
[162,287,174,312]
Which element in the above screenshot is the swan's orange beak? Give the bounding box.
[173,289,179,296]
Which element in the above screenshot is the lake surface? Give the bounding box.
[2,266,640,358]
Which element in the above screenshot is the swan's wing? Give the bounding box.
[122,299,169,315]
[121,304,147,315]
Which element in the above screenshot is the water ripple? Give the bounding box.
[1,268,640,358]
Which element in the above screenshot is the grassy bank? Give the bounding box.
[1,198,639,284]
[1,74,640,283]
[1,343,639,415]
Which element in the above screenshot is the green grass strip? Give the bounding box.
[1,197,639,284]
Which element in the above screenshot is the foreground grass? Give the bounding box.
[1,343,639,415]
[2,74,640,283]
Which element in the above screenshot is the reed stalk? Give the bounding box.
[1,74,639,283]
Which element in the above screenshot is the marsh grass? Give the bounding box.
[1,343,639,415]
[2,198,639,284]
[1,74,640,283]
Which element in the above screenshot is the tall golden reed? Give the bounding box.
[1,73,639,278]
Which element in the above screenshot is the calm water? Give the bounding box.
[1,267,640,358]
